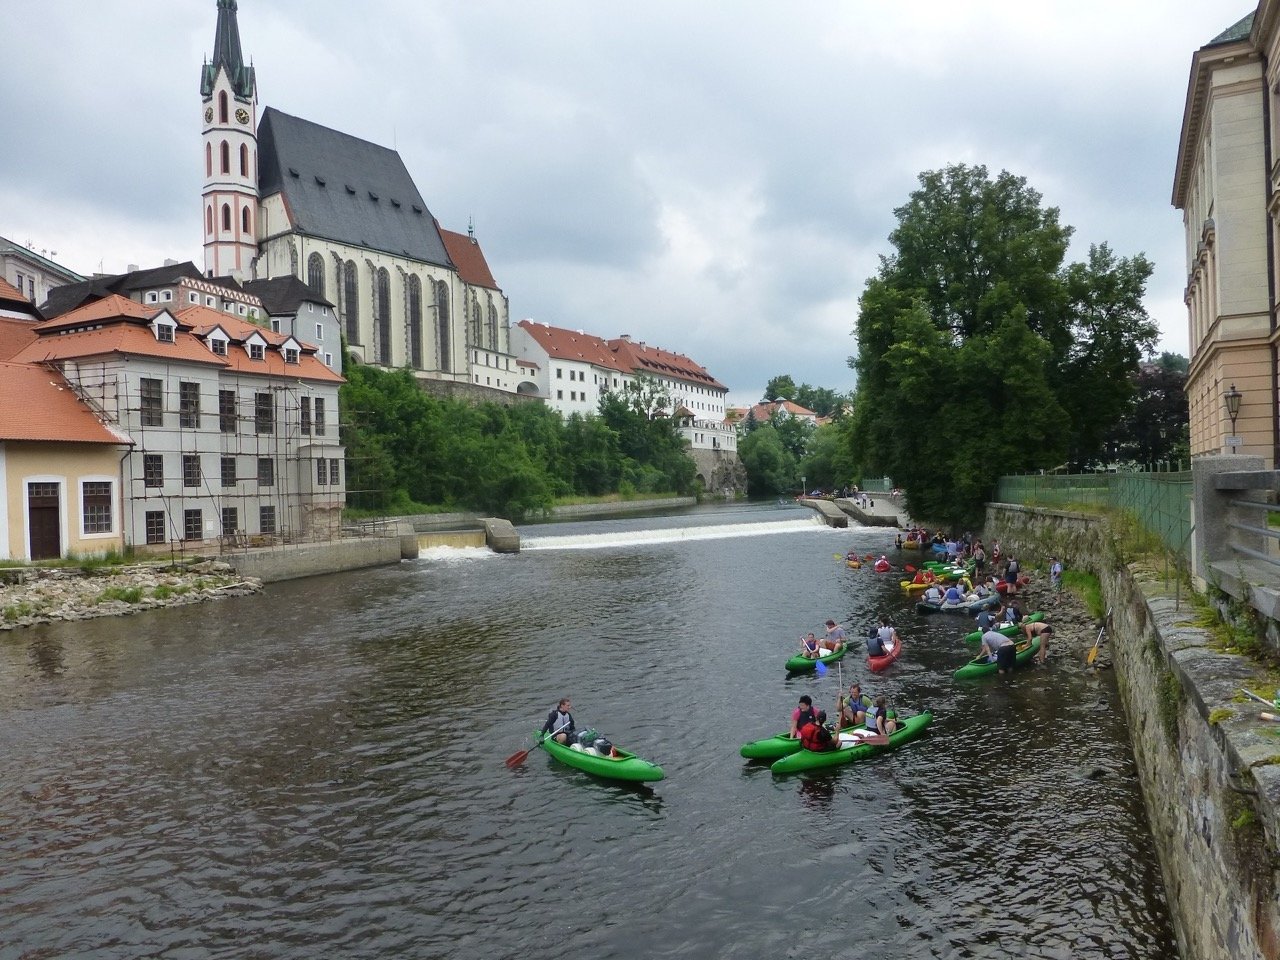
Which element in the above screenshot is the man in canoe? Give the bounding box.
[540,698,576,744]
[839,682,869,727]
[822,619,848,651]
[790,695,817,739]
[866,616,898,657]
[1024,621,1054,664]
[865,696,898,736]
[979,629,1018,675]
[798,710,837,752]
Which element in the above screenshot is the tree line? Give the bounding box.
[340,366,694,520]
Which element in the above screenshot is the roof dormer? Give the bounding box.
[150,309,178,344]
[279,336,302,364]
[204,324,231,357]
[244,329,267,361]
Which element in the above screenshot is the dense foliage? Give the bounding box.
[340,366,695,520]
[849,164,1160,527]
[762,375,848,418]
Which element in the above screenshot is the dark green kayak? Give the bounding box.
[962,611,1044,643]
[784,645,847,672]
[770,711,933,775]
[953,636,1041,679]
[740,720,865,760]
[536,733,665,782]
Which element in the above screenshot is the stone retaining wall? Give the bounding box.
[225,537,403,584]
[987,503,1280,960]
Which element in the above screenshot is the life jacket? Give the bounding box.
[799,720,830,752]
[795,706,816,730]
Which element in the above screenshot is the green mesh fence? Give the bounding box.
[857,477,893,493]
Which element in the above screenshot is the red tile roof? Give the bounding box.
[439,228,499,290]
[33,294,158,332]
[518,320,630,373]
[177,305,343,383]
[0,318,38,361]
[607,337,726,391]
[0,361,129,445]
[0,277,27,302]
[740,400,819,422]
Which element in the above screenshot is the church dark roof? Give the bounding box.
[201,0,255,99]
[41,262,216,318]
[256,107,454,269]
[244,276,334,316]
[1210,12,1254,45]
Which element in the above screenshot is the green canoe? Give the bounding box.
[770,711,933,775]
[953,636,1041,679]
[536,733,665,782]
[741,719,868,760]
[962,611,1044,643]
[785,645,847,672]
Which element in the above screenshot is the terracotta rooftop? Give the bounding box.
[0,318,40,361]
[0,277,27,302]
[518,320,631,373]
[607,337,726,391]
[439,227,500,290]
[12,323,226,368]
[34,294,158,332]
[177,306,343,383]
[0,361,129,445]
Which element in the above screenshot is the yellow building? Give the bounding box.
[1174,7,1279,465]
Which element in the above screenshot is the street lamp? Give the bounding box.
[1224,383,1243,452]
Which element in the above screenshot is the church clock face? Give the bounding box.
[204,107,213,123]
[236,108,250,125]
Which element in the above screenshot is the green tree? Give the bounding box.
[739,424,798,496]
[763,375,797,402]
[800,419,857,491]
[793,383,845,419]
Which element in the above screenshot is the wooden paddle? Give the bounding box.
[506,718,572,768]
[1086,607,1111,666]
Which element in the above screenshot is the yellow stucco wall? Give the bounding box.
[0,442,126,560]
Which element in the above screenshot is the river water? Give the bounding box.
[0,502,1175,959]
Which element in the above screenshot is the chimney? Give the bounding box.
[127,263,139,273]
[163,258,179,267]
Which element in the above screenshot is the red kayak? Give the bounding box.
[867,638,903,673]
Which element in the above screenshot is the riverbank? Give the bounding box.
[0,561,262,631]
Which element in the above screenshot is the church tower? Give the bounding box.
[200,0,258,280]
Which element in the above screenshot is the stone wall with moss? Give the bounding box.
[989,503,1280,960]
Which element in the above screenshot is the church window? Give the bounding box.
[241,206,251,233]
[206,143,212,177]
[469,294,481,347]
[487,300,498,350]
[435,281,451,372]
[218,91,228,124]
[307,253,325,296]
[222,204,231,231]
[206,206,213,235]
[375,268,391,364]
[408,275,423,369]
[240,144,248,177]
[343,261,360,344]
[220,140,229,174]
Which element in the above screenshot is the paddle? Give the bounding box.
[1240,688,1280,707]
[1086,607,1111,666]
[506,717,571,768]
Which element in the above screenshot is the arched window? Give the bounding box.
[220,140,230,174]
[241,205,251,233]
[486,299,498,350]
[205,142,212,177]
[206,205,213,235]
[344,261,360,344]
[218,91,228,124]
[408,275,423,369]
[435,281,451,372]
[375,267,391,364]
[467,294,481,347]
[222,203,231,231]
[239,143,248,177]
[307,253,325,296]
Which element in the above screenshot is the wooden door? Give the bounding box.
[27,482,61,561]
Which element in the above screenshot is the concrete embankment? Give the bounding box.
[987,502,1280,960]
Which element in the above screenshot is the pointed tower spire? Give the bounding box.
[201,0,255,99]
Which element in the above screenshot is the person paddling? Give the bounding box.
[540,698,576,744]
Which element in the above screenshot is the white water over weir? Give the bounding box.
[522,516,848,551]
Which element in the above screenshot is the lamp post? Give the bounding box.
[801,475,807,498]
[1224,383,1243,453]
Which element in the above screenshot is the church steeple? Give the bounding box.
[201,0,259,280]
[200,0,255,100]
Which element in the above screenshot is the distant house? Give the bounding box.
[0,235,83,312]
[734,400,820,432]
[243,275,342,374]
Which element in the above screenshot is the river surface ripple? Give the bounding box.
[0,503,1175,959]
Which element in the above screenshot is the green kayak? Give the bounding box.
[741,720,866,760]
[770,711,933,775]
[953,636,1041,679]
[962,611,1044,643]
[785,645,847,672]
[536,733,665,782]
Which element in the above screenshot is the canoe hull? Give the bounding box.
[785,646,847,672]
[867,639,903,673]
[537,733,665,782]
[740,721,863,760]
[953,636,1041,679]
[770,712,933,775]
[962,611,1045,643]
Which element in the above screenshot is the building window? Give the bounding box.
[210,337,227,356]
[145,510,165,545]
[140,378,163,426]
[314,397,326,436]
[316,458,327,485]
[239,143,248,177]
[182,454,201,488]
[329,459,341,485]
[241,205,251,233]
[248,342,264,360]
[435,280,451,373]
[179,382,200,428]
[206,295,216,307]
[221,456,236,487]
[147,291,158,304]
[270,319,281,333]
[82,481,113,535]
[324,352,333,367]
[218,91,228,123]
[257,458,274,486]
[284,346,299,364]
[375,267,391,364]
[189,291,200,304]
[254,392,273,434]
[307,253,325,295]
[408,274,423,368]
[221,507,238,535]
[205,142,212,176]
[556,390,563,400]
[183,509,203,541]
[556,368,563,379]
[344,260,360,343]
[315,323,323,341]
[156,323,174,343]
[220,140,229,174]
[143,454,163,488]
[259,505,276,535]
[222,203,231,231]
[162,290,172,302]
[300,396,311,435]
[219,389,236,432]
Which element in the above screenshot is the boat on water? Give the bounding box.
[953,636,1041,679]
[867,637,903,673]
[785,645,847,672]
[537,733,665,782]
[916,594,1000,616]
[740,721,861,760]
[770,711,933,775]
[961,611,1044,643]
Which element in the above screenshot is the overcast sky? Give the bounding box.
[0,1,1245,406]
